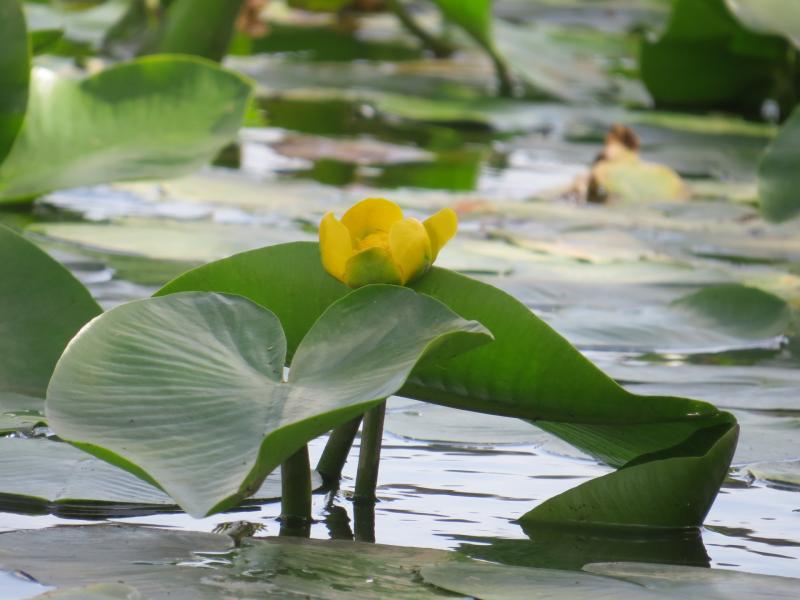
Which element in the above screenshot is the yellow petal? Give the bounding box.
[319,212,353,283]
[344,247,402,288]
[341,197,404,240]
[389,218,432,284]
[423,207,457,260]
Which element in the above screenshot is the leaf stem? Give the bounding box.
[316,416,363,486]
[387,0,454,58]
[353,401,386,504]
[354,501,376,542]
[279,445,312,534]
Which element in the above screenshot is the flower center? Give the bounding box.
[355,230,390,252]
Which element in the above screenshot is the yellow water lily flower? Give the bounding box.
[319,198,457,287]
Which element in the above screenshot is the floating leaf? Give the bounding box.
[0,524,462,599]
[584,561,799,599]
[0,50,252,202]
[422,558,800,600]
[0,525,230,599]
[46,287,490,516]
[550,283,792,353]
[35,584,140,600]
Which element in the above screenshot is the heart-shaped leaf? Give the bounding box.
[0,3,252,203]
[46,286,490,517]
[156,242,739,528]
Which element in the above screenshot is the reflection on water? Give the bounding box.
[456,526,710,570]
[0,433,797,576]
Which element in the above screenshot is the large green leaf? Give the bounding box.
[0,0,29,163]
[0,225,101,401]
[46,286,490,517]
[158,242,721,426]
[639,0,792,112]
[521,424,738,527]
[759,106,800,222]
[0,55,252,203]
[156,242,739,527]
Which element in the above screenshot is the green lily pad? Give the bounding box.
[549,284,791,353]
[46,287,490,516]
[422,558,800,599]
[28,218,314,264]
[742,459,800,489]
[384,398,547,446]
[35,583,141,600]
[0,50,252,202]
[584,561,799,598]
[0,524,461,599]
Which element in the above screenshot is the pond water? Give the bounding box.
[1,0,800,594]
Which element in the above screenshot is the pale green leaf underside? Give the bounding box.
[46,287,490,516]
